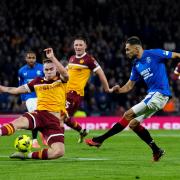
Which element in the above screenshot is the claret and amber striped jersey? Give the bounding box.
[67,53,100,96]
[24,77,66,112]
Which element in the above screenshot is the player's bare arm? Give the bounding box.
[95,68,113,93]
[113,80,135,94]
[44,48,69,82]
[172,52,180,59]
[0,85,28,94]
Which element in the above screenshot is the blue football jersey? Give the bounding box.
[18,62,44,101]
[130,49,172,96]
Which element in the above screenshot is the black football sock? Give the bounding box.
[132,124,160,152]
[32,129,38,140]
[93,118,129,143]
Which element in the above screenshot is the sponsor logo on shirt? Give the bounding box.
[140,68,153,80]
[146,57,151,63]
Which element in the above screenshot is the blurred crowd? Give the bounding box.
[0,0,180,116]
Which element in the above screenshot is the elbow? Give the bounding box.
[104,88,109,93]
[64,75,69,82]
[62,74,69,82]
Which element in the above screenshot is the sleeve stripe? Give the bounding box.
[24,84,31,93]
[93,66,101,72]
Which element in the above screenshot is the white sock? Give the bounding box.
[33,139,38,143]
[27,152,32,158]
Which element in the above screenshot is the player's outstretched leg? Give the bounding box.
[0,116,29,137]
[85,117,129,147]
[10,142,65,160]
[0,123,15,136]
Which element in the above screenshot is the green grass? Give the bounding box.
[0,130,180,180]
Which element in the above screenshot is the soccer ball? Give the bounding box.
[14,135,32,152]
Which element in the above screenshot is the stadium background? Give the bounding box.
[1,1,180,180]
[0,0,180,117]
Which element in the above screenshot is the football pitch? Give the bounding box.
[0,130,180,180]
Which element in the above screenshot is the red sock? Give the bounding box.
[65,117,82,132]
[32,149,48,160]
[1,123,15,136]
[118,117,129,128]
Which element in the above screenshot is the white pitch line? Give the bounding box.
[64,157,111,161]
[0,155,111,161]
[89,133,180,137]
[0,155,9,158]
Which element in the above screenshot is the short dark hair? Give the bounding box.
[43,58,52,64]
[25,51,36,56]
[73,36,87,44]
[126,36,142,46]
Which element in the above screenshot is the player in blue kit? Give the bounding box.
[86,36,180,161]
[18,51,46,148]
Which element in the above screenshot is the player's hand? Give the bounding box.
[107,88,114,93]
[44,48,55,59]
[0,85,5,93]
[112,85,120,93]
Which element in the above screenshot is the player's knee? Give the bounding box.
[52,148,65,159]
[129,120,140,130]
[129,123,136,130]
[123,111,134,121]
[12,116,29,130]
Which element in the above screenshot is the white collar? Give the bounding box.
[75,52,87,58]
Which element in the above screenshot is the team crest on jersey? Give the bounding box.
[37,70,41,75]
[23,72,27,76]
[79,59,84,64]
[146,57,151,63]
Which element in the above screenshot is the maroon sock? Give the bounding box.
[32,149,48,160]
[1,123,15,136]
[65,117,82,132]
